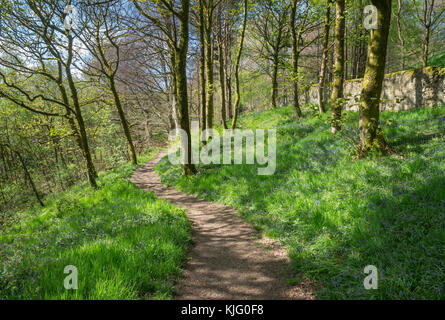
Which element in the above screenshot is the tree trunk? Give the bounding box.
[93,24,138,166]
[225,13,233,120]
[65,34,98,188]
[290,0,303,117]
[217,5,228,129]
[176,0,197,175]
[205,0,215,129]
[396,0,405,70]
[109,76,137,165]
[13,148,44,207]
[422,0,435,68]
[331,0,345,134]
[227,75,233,119]
[359,0,392,155]
[231,0,248,129]
[318,0,332,114]
[199,0,207,133]
[423,26,430,68]
[271,53,279,109]
[0,145,8,180]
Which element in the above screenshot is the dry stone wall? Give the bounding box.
[303,67,445,111]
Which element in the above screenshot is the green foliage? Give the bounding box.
[0,148,192,300]
[426,51,445,68]
[156,105,445,300]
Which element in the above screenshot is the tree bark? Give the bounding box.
[422,0,435,68]
[423,25,431,68]
[271,52,280,109]
[176,0,197,175]
[205,0,215,129]
[331,0,345,134]
[217,4,228,129]
[4,145,44,207]
[227,75,233,119]
[290,0,304,117]
[109,76,137,165]
[359,0,392,155]
[231,0,248,129]
[199,0,207,132]
[225,12,233,120]
[396,0,406,70]
[65,34,98,188]
[318,0,332,114]
[93,25,138,165]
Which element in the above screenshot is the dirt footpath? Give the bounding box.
[131,151,315,300]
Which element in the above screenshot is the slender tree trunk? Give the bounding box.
[231,0,248,129]
[422,0,435,68]
[109,77,137,165]
[199,0,207,133]
[227,75,233,119]
[65,34,98,188]
[0,145,8,180]
[225,13,233,120]
[318,0,332,114]
[205,0,215,129]
[13,148,44,207]
[423,26,430,68]
[171,77,180,131]
[359,0,392,155]
[217,5,228,129]
[271,53,280,109]
[331,0,345,134]
[56,66,90,175]
[352,7,358,79]
[94,27,138,165]
[344,25,349,80]
[290,0,303,117]
[396,0,406,70]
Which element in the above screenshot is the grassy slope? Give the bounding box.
[410,51,445,68]
[0,148,192,300]
[156,106,445,300]
[427,51,445,68]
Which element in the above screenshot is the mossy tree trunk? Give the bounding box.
[205,0,215,130]
[65,33,98,188]
[217,4,228,129]
[225,13,233,120]
[289,0,306,118]
[93,24,138,165]
[199,0,207,133]
[271,51,280,109]
[176,0,197,175]
[330,0,345,134]
[396,0,406,70]
[109,77,138,165]
[231,0,248,129]
[133,0,196,175]
[359,0,392,155]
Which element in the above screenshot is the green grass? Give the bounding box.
[0,148,192,300]
[156,105,445,300]
[427,51,445,68]
[409,51,445,68]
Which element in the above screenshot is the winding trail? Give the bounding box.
[131,151,315,300]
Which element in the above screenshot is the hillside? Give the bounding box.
[156,106,445,299]
[0,149,192,300]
